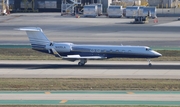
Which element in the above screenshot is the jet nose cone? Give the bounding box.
[157,53,162,57]
[153,51,162,57]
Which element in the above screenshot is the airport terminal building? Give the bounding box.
[5,0,180,13]
[8,0,111,12]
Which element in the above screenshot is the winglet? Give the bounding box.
[51,48,61,57]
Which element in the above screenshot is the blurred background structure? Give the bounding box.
[0,0,179,15]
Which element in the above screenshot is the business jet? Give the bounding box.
[16,27,162,66]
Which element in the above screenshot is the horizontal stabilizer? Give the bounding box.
[14,27,41,32]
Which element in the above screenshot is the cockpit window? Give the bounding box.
[146,48,152,51]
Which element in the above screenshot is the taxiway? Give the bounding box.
[0,91,180,105]
[0,13,180,48]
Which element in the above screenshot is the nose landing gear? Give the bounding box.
[148,59,152,66]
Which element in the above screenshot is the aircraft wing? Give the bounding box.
[51,48,107,61]
[63,55,107,59]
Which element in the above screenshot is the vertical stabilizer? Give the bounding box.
[16,27,50,50]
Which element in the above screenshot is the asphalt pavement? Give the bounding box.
[0,60,180,79]
[0,13,180,47]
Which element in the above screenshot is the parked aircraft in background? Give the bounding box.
[16,27,162,66]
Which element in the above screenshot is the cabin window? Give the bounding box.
[96,49,101,53]
[102,50,106,52]
[90,49,95,53]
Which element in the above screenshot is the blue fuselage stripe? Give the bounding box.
[58,52,158,58]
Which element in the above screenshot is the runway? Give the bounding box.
[0,60,180,79]
[0,91,180,105]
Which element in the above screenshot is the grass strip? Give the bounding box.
[0,78,180,91]
[0,48,180,61]
[0,105,174,107]
[0,48,56,60]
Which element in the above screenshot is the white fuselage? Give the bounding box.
[17,27,162,66]
[46,43,162,58]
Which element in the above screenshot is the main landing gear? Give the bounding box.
[78,59,87,66]
[148,59,152,66]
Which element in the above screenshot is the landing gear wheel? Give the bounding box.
[148,59,152,67]
[78,59,87,66]
[78,62,84,66]
[149,63,152,66]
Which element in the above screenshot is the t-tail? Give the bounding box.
[16,27,50,51]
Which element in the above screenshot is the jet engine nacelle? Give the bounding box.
[54,43,71,52]
[46,43,71,52]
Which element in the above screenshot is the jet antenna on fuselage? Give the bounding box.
[49,41,54,46]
